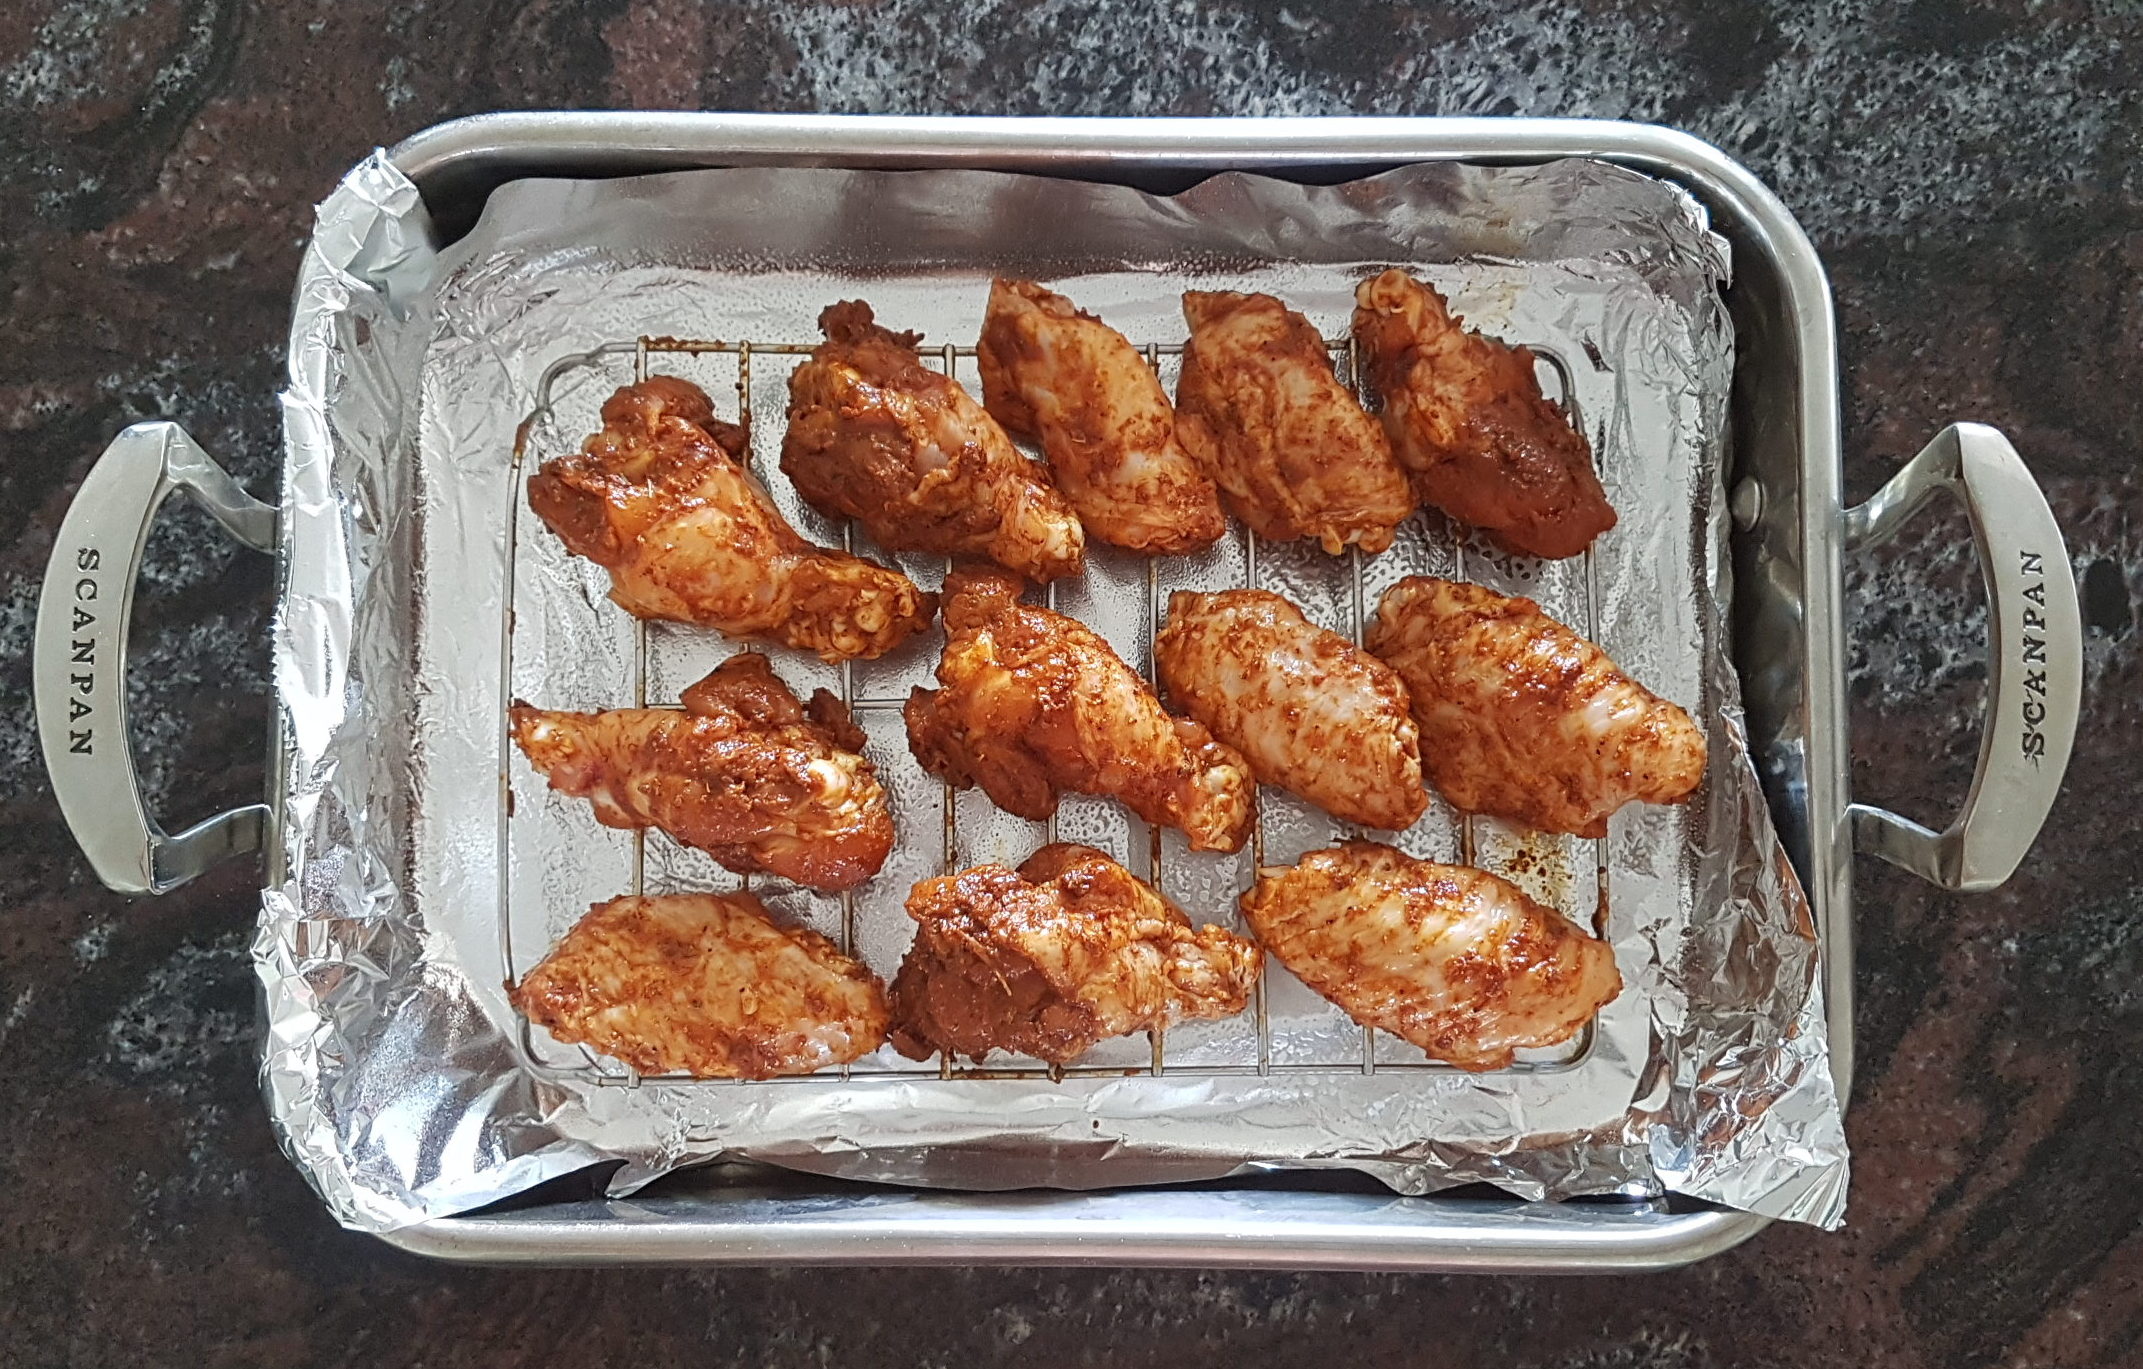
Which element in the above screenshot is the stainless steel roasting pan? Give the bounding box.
[33,115,2082,1272]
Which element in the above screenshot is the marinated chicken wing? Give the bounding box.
[1365,576,1706,837]
[783,300,1085,582]
[977,279,1226,555]
[1155,589,1426,831]
[1241,841,1620,1070]
[889,843,1262,1063]
[905,567,1254,852]
[528,377,934,662]
[510,653,893,890]
[1174,290,1415,554]
[511,892,890,1079]
[1353,269,1614,559]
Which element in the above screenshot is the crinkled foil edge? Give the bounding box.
[259,153,607,1229]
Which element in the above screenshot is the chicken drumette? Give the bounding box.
[511,652,893,891]
[977,278,1226,555]
[1241,841,1621,1070]
[889,843,1262,1064]
[511,892,890,1079]
[1155,588,1427,831]
[1174,290,1415,554]
[905,567,1255,852]
[1353,269,1615,560]
[1365,576,1706,837]
[783,300,1085,582]
[527,376,935,663]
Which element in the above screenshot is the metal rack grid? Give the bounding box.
[499,329,1607,1088]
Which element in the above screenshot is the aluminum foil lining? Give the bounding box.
[258,151,1849,1234]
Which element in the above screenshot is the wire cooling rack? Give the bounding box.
[499,330,1606,1087]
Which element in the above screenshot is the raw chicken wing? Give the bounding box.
[1365,576,1706,837]
[1241,841,1620,1070]
[1174,290,1415,554]
[1155,588,1426,831]
[783,300,1085,582]
[889,843,1262,1063]
[527,377,934,662]
[977,278,1226,554]
[511,652,893,891]
[511,892,890,1079]
[1353,269,1614,559]
[905,568,1254,852]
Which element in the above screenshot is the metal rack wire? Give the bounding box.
[500,329,1606,1087]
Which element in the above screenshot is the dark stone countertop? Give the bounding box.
[2,2,2138,1365]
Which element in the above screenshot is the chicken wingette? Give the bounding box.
[1155,588,1426,831]
[1174,290,1415,554]
[511,892,890,1079]
[784,300,1085,582]
[1241,841,1621,1070]
[1353,269,1614,560]
[527,376,935,662]
[977,278,1226,555]
[510,652,893,891]
[1365,576,1706,837]
[889,844,1261,1064]
[905,567,1255,853]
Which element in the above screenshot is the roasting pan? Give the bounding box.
[33,115,2082,1272]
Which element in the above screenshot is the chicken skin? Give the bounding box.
[977,279,1226,555]
[1155,589,1427,831]
[511,892,890,1079]
[1174,290,1415,554]
[510,653,893,891]
[889,843,1262,1064]
[1353,269,1615,560]
[1365,577,1706,837]
[528,376,935,663]
[1241,841,1621,1070]
[905,568,1254,852]
[783,300,1085,582]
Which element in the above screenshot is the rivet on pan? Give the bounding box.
[1730,478,1765,531]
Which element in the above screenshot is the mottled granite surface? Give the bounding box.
[2,2,2139,1365]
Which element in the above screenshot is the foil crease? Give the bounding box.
[260,152,1848,1234]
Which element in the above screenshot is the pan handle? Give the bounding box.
[1841,423,2080,892]
[33,423,277,895]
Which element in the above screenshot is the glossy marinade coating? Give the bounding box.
[1174,290,1416,555]
[1241,841,1621,1071]
[510,652,894,891]
[905,566,1255,853]
[977,278,1226,555]
[1156,587,1427,830]
[528,376,936,662]
[1353,269,1615,560]
[1365,575,1707,837]
[784,300,1085,582]
[890,843,1261,1064]
[511,892,890,1080]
